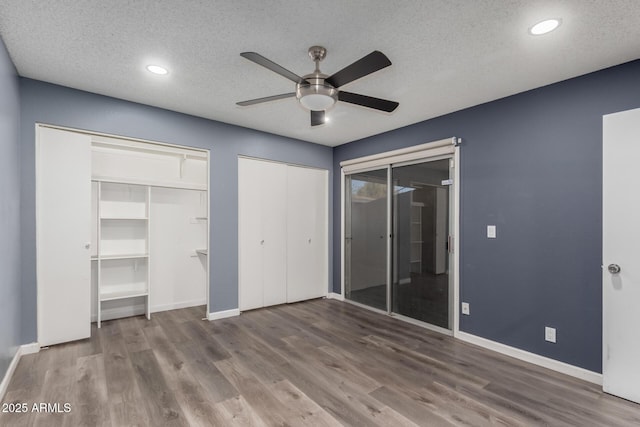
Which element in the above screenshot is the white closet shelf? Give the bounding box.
[99,253,149,260]
[195,249,208,256]
[93,175,206,191]
[100,289,149,302]
[100,216,148,220]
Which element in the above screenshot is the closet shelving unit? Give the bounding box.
[192,216,208,256]
[410,201,424,274]
[94,181,151,327]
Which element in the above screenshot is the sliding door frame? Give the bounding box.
[340,138,461,336]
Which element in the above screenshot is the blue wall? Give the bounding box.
[0,38,21,380]
[333,60,640,373]
[19,79,333,343]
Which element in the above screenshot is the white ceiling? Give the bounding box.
[1,1,639,147]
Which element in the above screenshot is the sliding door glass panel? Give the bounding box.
[345,169,388,311]
[392,159,450,328]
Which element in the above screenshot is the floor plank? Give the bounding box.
[129,350,188,427]
[72,354,111,427]
[100,331,149,426]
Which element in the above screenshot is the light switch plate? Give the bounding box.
[545,326,556,343]
[487,225,496,238]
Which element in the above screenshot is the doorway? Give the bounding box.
[342,139,458,332]
[602,107,640,404]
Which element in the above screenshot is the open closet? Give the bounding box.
[37,125,209,346]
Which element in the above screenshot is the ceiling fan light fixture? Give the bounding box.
[299,93,336,110]
[296,75,338,111]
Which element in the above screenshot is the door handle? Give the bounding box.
[608,264,621,274]
[85,242,91,250]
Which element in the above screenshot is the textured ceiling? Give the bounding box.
[1,1,639,147]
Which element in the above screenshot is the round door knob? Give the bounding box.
[608,264,621,274]
[85,242,91,249]
[260,240,265,245]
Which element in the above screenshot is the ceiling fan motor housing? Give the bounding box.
[296,73,338,111]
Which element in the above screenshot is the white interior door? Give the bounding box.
[238,158,264,311]
[261,161,287,307]
[603,107,640,403]
[287,166,328,302]
[37,127,92,346]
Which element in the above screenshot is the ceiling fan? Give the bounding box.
[236,46,399,126]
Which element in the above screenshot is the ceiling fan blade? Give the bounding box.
[236,93,296,106]
[338,91,399,113]
[240,52,305,84]
[325,51,392,88]
[311,110,325,126]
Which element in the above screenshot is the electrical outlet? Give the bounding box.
[545,326,556,343]
[487,225,497,238]
[461,302,470,315]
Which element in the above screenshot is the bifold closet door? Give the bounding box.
[37,127,92,346]
[286,166,328,302]
[238,158,287,310]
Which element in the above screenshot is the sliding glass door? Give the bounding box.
[344,169,388,311]
[392,160,450,328]
[345,158,452,330]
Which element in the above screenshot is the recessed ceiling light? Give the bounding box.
[529,18,561,35]
[146,64,168,75]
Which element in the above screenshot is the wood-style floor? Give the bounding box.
[2,299,640,426]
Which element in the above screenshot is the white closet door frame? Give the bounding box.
[36,125,92,346]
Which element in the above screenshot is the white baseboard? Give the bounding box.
[326,292,344,301]
[92,299,208,322]
[1,343,40,402]
[152,299,207,313]
[456,331,602,385]
[20,343,40,356]
[208,308,240,321]
[92,305,145,322]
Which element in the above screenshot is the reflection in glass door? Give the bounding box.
[392,160,450,328]
[345,169,388,311]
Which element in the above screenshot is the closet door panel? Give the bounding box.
[308,168,328,297]
[287,166,328,302]
[37,127,92,346]
[238,158,264,310]
[262,161,288,307]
